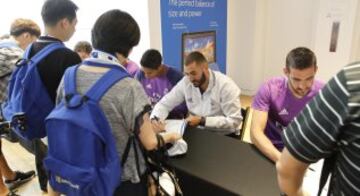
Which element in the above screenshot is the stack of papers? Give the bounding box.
[161,119,188,156]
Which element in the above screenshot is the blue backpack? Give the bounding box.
[44,61,130,196]
[1,42,65,140]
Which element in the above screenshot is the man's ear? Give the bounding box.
[22,32,30,39]
[59,18,69,29]
[201,62,209,70]
[283,67,290,76]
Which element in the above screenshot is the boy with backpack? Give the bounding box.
[45,9,181,196]
[0,18,40,196]
[1,0,81,192]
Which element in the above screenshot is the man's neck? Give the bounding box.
[158,65,168,76]
[288,83,307,99]
[199,70,210,93]
[45,28,64,42]
[117,54,127,66]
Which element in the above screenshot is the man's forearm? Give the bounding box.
[205,115,241,129]
[276,148,308,196]
[251,131,281,162]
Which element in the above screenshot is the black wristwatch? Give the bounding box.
[199,116,206,126]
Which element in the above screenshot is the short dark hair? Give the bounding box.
[41,0,78,27]
[286,47,317,70]
[91,9,140,58]
[74,41,92,54]
[140,49,162,69]
[184,51,207,66]
[10,18,41,37]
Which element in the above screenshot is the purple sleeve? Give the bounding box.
[252,81,271,112]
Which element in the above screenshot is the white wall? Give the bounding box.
[351,0,360,62]
[227,0,359,95]
[0,0,150,63]
[227,0,320,95]
[227,0,263,95]
[148,0,162,52]
[262,0,318,79]
[313,0,358,82]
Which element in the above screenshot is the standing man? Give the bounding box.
[0,18,40,196]
[250,47,323,162]
[135,49,187,119]
[151,51,242,134]
[277,62,360,196]
[73,40,92,60]
[29,0,81,192]
[48,9,181,196]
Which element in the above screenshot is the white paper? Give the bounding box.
[164,119,187,136]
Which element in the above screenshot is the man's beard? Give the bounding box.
[192,72,206,87]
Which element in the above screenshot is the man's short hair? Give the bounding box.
[41,0,78,27]
[184,51,207,66]
[140,49,162,69]
[91,9,140,58]
[10,18,41,37]
[286,47,317,70]
[74,41,92,54]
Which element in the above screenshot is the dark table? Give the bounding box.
[170,128,280,196]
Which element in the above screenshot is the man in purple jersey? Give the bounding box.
[135,49,187,119]
[250,47,324,163]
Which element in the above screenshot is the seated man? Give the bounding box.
[135,49,187,119]
[151,51,242,135]
[277,62,360,196]
[250,47,324,162]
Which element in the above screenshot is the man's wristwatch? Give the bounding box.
[199,116,206,126]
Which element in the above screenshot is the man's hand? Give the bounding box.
[151,118,166,133]
[162,132,182,143]
[186,114,202,127]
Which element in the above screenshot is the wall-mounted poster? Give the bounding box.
[161,0,227,73]
[182,31,216,70]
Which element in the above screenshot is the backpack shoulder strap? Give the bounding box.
[63,65,79,96]
[317,137,355,195]
[22,43,33,59]
[85,68,129,102]
[26,42,65,64]
[317,155,336,196]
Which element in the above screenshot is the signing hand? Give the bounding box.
[162,132,182,143]
[151,118,166,133]
[186,114,202,127]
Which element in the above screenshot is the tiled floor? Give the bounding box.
[2,139,47,195]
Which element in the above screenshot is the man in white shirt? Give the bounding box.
[151,51,242,134]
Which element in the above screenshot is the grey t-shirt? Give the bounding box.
[57,68,150,183]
